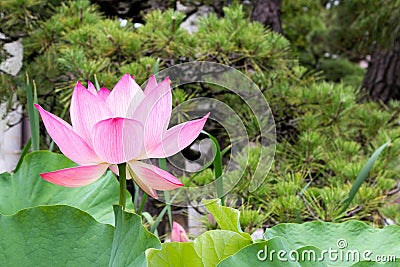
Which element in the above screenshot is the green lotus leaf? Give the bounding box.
[0,205,160,266]
[217,237,328,267]
[0,151,133,225]
[265,220,400,266]
[147,230,252,266]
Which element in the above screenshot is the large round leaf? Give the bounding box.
[0,205,160,266]
[0,151,132,225]
[265,220,400,266]
[110,206,161,267]
[351,261,400,266]
[217,237,328,267]
[0,205,114,266]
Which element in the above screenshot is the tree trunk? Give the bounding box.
[250,0,284,34]
[363,38,400,103]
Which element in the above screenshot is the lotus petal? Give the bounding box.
[92,118,144,164]
[128,161,183,198]
[87,81,97,95]
[146,113,209,158]
[97,87,110,102]
[133,77,172,153]
[106,73,144,117]
[34,104,101,165]
[41,164,109,187]
[108,164,132,179]
[70,81,113,145]
[144,75,158,95]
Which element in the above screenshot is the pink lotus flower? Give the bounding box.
[34,74,208,198]
[171,221,189,242]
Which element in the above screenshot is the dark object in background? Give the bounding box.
[363,38,400,103]
[90,0,176,22]
[91,0,285,36]
[250,0,284,34]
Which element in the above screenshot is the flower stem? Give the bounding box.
[118,163,127,210]
[158,158,173,229]
[137,193,147,214]
[203,131,225,206]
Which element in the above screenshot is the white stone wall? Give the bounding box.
[0,32,24,173]
[0,102,23,173]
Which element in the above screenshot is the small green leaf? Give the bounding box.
[146,242,202,267]
[203,199,248,237]
[109,206,161,267]
[147,230,252,267]
[194,230,252,266]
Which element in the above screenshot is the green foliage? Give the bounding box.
[203,199,245,235]
[0,0,60,37]
[380,204,400,225]
[147,230,251,267]
[238,205,269,234]
[265,220,400,261]
[191,82,400,227]
[218,238,327,267]
[137,9,193,59]
[281,0,328,55]
[0,205,114,266]
[110,206,161,267]
[1,1,399,228]
[318,57,365,87]
[0,151,133,225]
[1,1,292,114]
[281,0,398,88]
[0,151,158,265]
[329,0,400,54]
[147,242,203,267]
[1,196,398,266]
[208,201,400,266]
[0,205,160,266]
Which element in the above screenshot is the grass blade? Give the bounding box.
[202,130,224,206]
[153,58,160,77]
[158,158,173,229]
[340,139,398,213]
[24,74,39,151]
[133,183,139,213]
[94,74,101,91]
[150,191,180,235]
[137,193,148,214]
[12,138,31,173]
